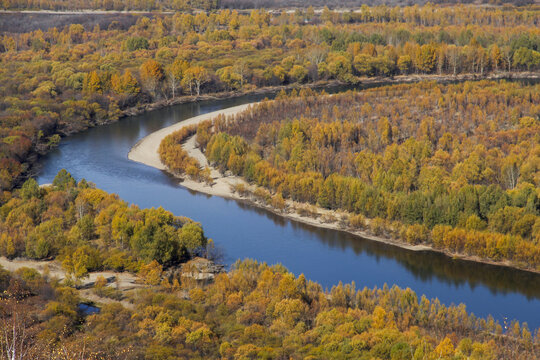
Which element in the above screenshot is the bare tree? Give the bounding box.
[0,300,43,360]
[167,70,180,99]
[306,45,328,66]
[233,60,249,88]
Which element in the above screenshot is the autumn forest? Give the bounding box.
[0,1,539,359]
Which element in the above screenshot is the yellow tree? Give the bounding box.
[121,70,140,95]
[397,55,412,74]
[415,43,437,73]
[140,59,164,98]
[166,59,190,98]
[184,66,209,96]
[110,74,122,94]
[489,44,502,71]
[217,66,242,90]
[84,71,102,94]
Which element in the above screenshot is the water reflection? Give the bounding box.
[235,198,540,298]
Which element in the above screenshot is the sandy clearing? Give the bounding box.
[127,103,255,170]
[0,257,140,288]
[0,256,144,309]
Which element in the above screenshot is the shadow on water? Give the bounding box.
[235,199,540,299]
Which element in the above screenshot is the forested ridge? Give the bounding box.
[160,80,540,272]
[1,5,539,192]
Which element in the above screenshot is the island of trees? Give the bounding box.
[160,80,540,273]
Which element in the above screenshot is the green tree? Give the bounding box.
[513,47,540,71]
[179,222,207,253]
[125,36,149,51]
[20,178,40,200]
[52,169,76,190]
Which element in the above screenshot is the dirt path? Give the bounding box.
[0,10,173,14]
[0,257,143,308]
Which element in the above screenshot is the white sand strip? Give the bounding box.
[127,103,255,169]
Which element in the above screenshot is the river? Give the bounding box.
[37,83,540,330]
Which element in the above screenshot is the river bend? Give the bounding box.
[37,87,540,329]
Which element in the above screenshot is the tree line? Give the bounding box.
[1,0,218,11]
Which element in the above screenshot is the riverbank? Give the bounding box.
[127,71,539,169]
[128,102,431,252]
[120,71,539,120]
[127,96,540,275]
[128,103,255,169]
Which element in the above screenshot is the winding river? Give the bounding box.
[37,84,540,330]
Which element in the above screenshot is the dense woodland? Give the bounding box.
[0,12,145,33]
[1,5,539,192]
[220,0,537,8]
[0,172,538,358]
[160,80,540,271]
[0,0,219,11]
[0,170,209,276]
[1,255,540,358]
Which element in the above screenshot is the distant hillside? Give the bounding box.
[1,0,537,12]
[0,0,217,11]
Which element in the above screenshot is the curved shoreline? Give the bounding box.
[22,73,538,189]
[128,103,254,169]
[127,99,540,275]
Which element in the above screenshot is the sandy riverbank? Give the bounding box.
[127,99,540,274]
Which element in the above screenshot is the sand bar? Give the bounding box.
[128,103,254,169]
